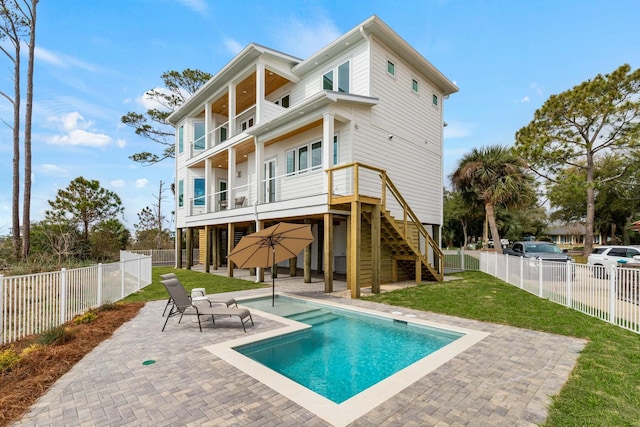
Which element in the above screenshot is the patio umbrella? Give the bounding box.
[227,222,314,306]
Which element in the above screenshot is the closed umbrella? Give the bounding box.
[227,222,313,305]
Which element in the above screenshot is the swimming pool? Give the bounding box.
[235,296,463,403]
[204,294,489,427]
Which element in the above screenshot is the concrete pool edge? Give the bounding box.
[204,293,490,427]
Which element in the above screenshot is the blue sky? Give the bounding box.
[1,0,639,235]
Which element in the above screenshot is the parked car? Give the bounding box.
[503,241,574,262]
[587,245,640,278]
[487,239,510,248]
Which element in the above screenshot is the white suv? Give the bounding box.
[587,245,640,277]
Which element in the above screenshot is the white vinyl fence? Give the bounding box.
[0,251,152,345]
[129,249,200,267]
[477,251,640,335]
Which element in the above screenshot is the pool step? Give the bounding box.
[289,310,339,326]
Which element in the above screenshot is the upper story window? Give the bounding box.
[286,135,339,176]
[241,117,254,131]
[194,122,205,151]
[178,180,184,207]
[193,178,205,206]
[274,94,290,108]
[432,94,438,106]
[412,79,419,93]
[323,60,350,93]
[387,60,395,77]
[178,126,184,154]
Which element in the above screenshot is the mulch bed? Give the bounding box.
[0,302,144,426]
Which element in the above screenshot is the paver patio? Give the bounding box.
[12,272,586,426]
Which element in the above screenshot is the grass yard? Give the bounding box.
[364,271,640,427]
[122,266,268,303]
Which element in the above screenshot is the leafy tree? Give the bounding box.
[134,206,172,249]
[90,219,130,261]
[122,69,212,165]
[515,64,640,256]
[443,189,483,248]
[45,177,124,242]
[451,145,536,254]
[0,0,38,261]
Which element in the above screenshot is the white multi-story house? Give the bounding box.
[168,15,458,297]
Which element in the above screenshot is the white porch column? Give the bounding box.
[228,82,237,137]
[322,112,335,192]
[228,146,237,207]
[256,63,265,123]
[255,137,264,204]
[205,157,213,213]
[205,101,212,149]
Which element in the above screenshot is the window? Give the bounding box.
[323,70,334,90]
[193,178,205,206]
[412,79,419,93]
[298,146,308,172]
[286,150,296,176]
[432,94,438,106]
[333,135,339,166]
[311,141,322,169]
[240,117,254,131]
[220,126,227,143]
[387,60,395,76]
[178,126,184,154]
[178,180,184,207]
[194,122,205,150]
[275,94,290,108]
[322,60,350,93]
[337,61,349,93]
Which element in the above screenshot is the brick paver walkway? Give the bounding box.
[12,272,586,426]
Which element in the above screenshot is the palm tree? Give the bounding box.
[451,145,535,254]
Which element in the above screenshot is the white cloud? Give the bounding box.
[116,139,126,148]
[444,121,473,139]
[223,37,244,55]
[272,11,341,58]
[520,96,530,103]
[35,45,100,73]
[176,0,208,15]
[111,180,126,188]
[530,82,543,95]
[135,178,149,188]
[136,88,172,111]
[45,112,112,147]
[39,163,68,176]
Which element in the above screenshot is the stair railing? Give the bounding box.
[327,162,443,279]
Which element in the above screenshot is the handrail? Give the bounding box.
[326,162,443,279]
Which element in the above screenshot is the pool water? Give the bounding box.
[235,296,464,403]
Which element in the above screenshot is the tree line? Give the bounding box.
[445,64,640,255]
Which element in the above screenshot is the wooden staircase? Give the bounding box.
[327,162,444,290]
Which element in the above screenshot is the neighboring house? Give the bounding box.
[167,15,458,297]
[545,222,601,247]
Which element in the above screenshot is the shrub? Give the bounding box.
[95,301,120,312]
[38,326,74,346]
[74,311,97,325]
[0,347,21,373]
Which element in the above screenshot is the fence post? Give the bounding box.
[460,249,465,271]
[60,268,67,325]
[494,253,498,277]
[609,265,617,324]
[566,260,572,308]
[505,254,509,283]
[538,258,544,297]
[121,260,126,300]
[137,256,142,291]
[519,256,524,289]
[97,263,103,307]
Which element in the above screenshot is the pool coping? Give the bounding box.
[204,292,490,427]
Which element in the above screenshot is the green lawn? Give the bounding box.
[364,271,640,427]
[122,266,268,303]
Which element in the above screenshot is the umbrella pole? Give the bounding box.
[272,245,275,306]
